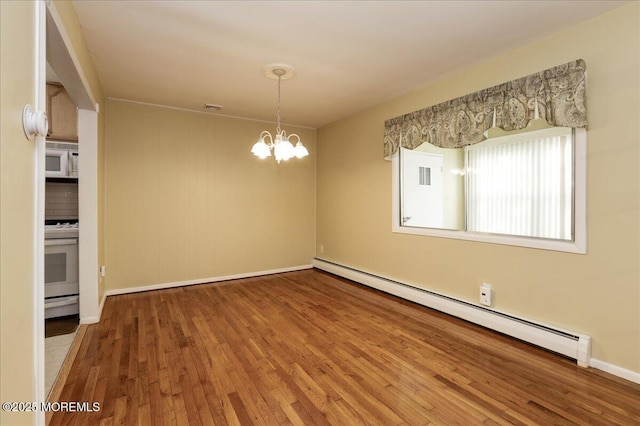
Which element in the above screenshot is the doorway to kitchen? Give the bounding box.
[40,1,100,403]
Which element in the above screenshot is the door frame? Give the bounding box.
[34,3,47,422]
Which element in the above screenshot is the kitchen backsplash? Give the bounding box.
[45,181,78,220]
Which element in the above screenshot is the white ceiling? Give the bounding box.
[71,0,626,129]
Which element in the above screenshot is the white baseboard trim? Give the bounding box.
[79,316,99,325]
[590,358,640,384]
[104,264,314,297]
[98,291,106,318]
[313,258,593,367]
[80,293,106,325]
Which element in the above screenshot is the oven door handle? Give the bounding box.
[45,238,78,246]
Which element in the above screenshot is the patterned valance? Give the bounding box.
[384,59,587,158]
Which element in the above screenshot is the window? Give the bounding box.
[467,127,573,240]
[418,167,431,186]
[392,127,586,253]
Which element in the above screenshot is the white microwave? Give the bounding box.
[45,142,78,178]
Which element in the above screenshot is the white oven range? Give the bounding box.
[44,221,79,319]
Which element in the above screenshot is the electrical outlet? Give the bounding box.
[480,283,492,306]
[100,265,106,277]
[319,244,324,255]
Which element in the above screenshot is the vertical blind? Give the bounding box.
[466,131,573,240]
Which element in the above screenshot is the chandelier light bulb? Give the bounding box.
[294,141,309,159]
[251,137,271,159]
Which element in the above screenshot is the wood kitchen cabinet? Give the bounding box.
[46,83,78,141]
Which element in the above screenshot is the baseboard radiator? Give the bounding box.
[313,258,591,367]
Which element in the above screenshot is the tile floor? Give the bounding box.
[45,332,76,397]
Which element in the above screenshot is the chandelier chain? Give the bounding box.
[276,75,282,134]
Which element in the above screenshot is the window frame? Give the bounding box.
[391,128,587,254]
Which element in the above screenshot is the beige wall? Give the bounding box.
[317,3,639,373]
[104,100,316,290]
[50,1,104,103]
[0,2,37,424]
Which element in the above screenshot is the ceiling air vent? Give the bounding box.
[204,104,223,111]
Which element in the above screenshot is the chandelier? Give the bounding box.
[251,64,309,163]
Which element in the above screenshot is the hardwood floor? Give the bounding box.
[50,269,640,425]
